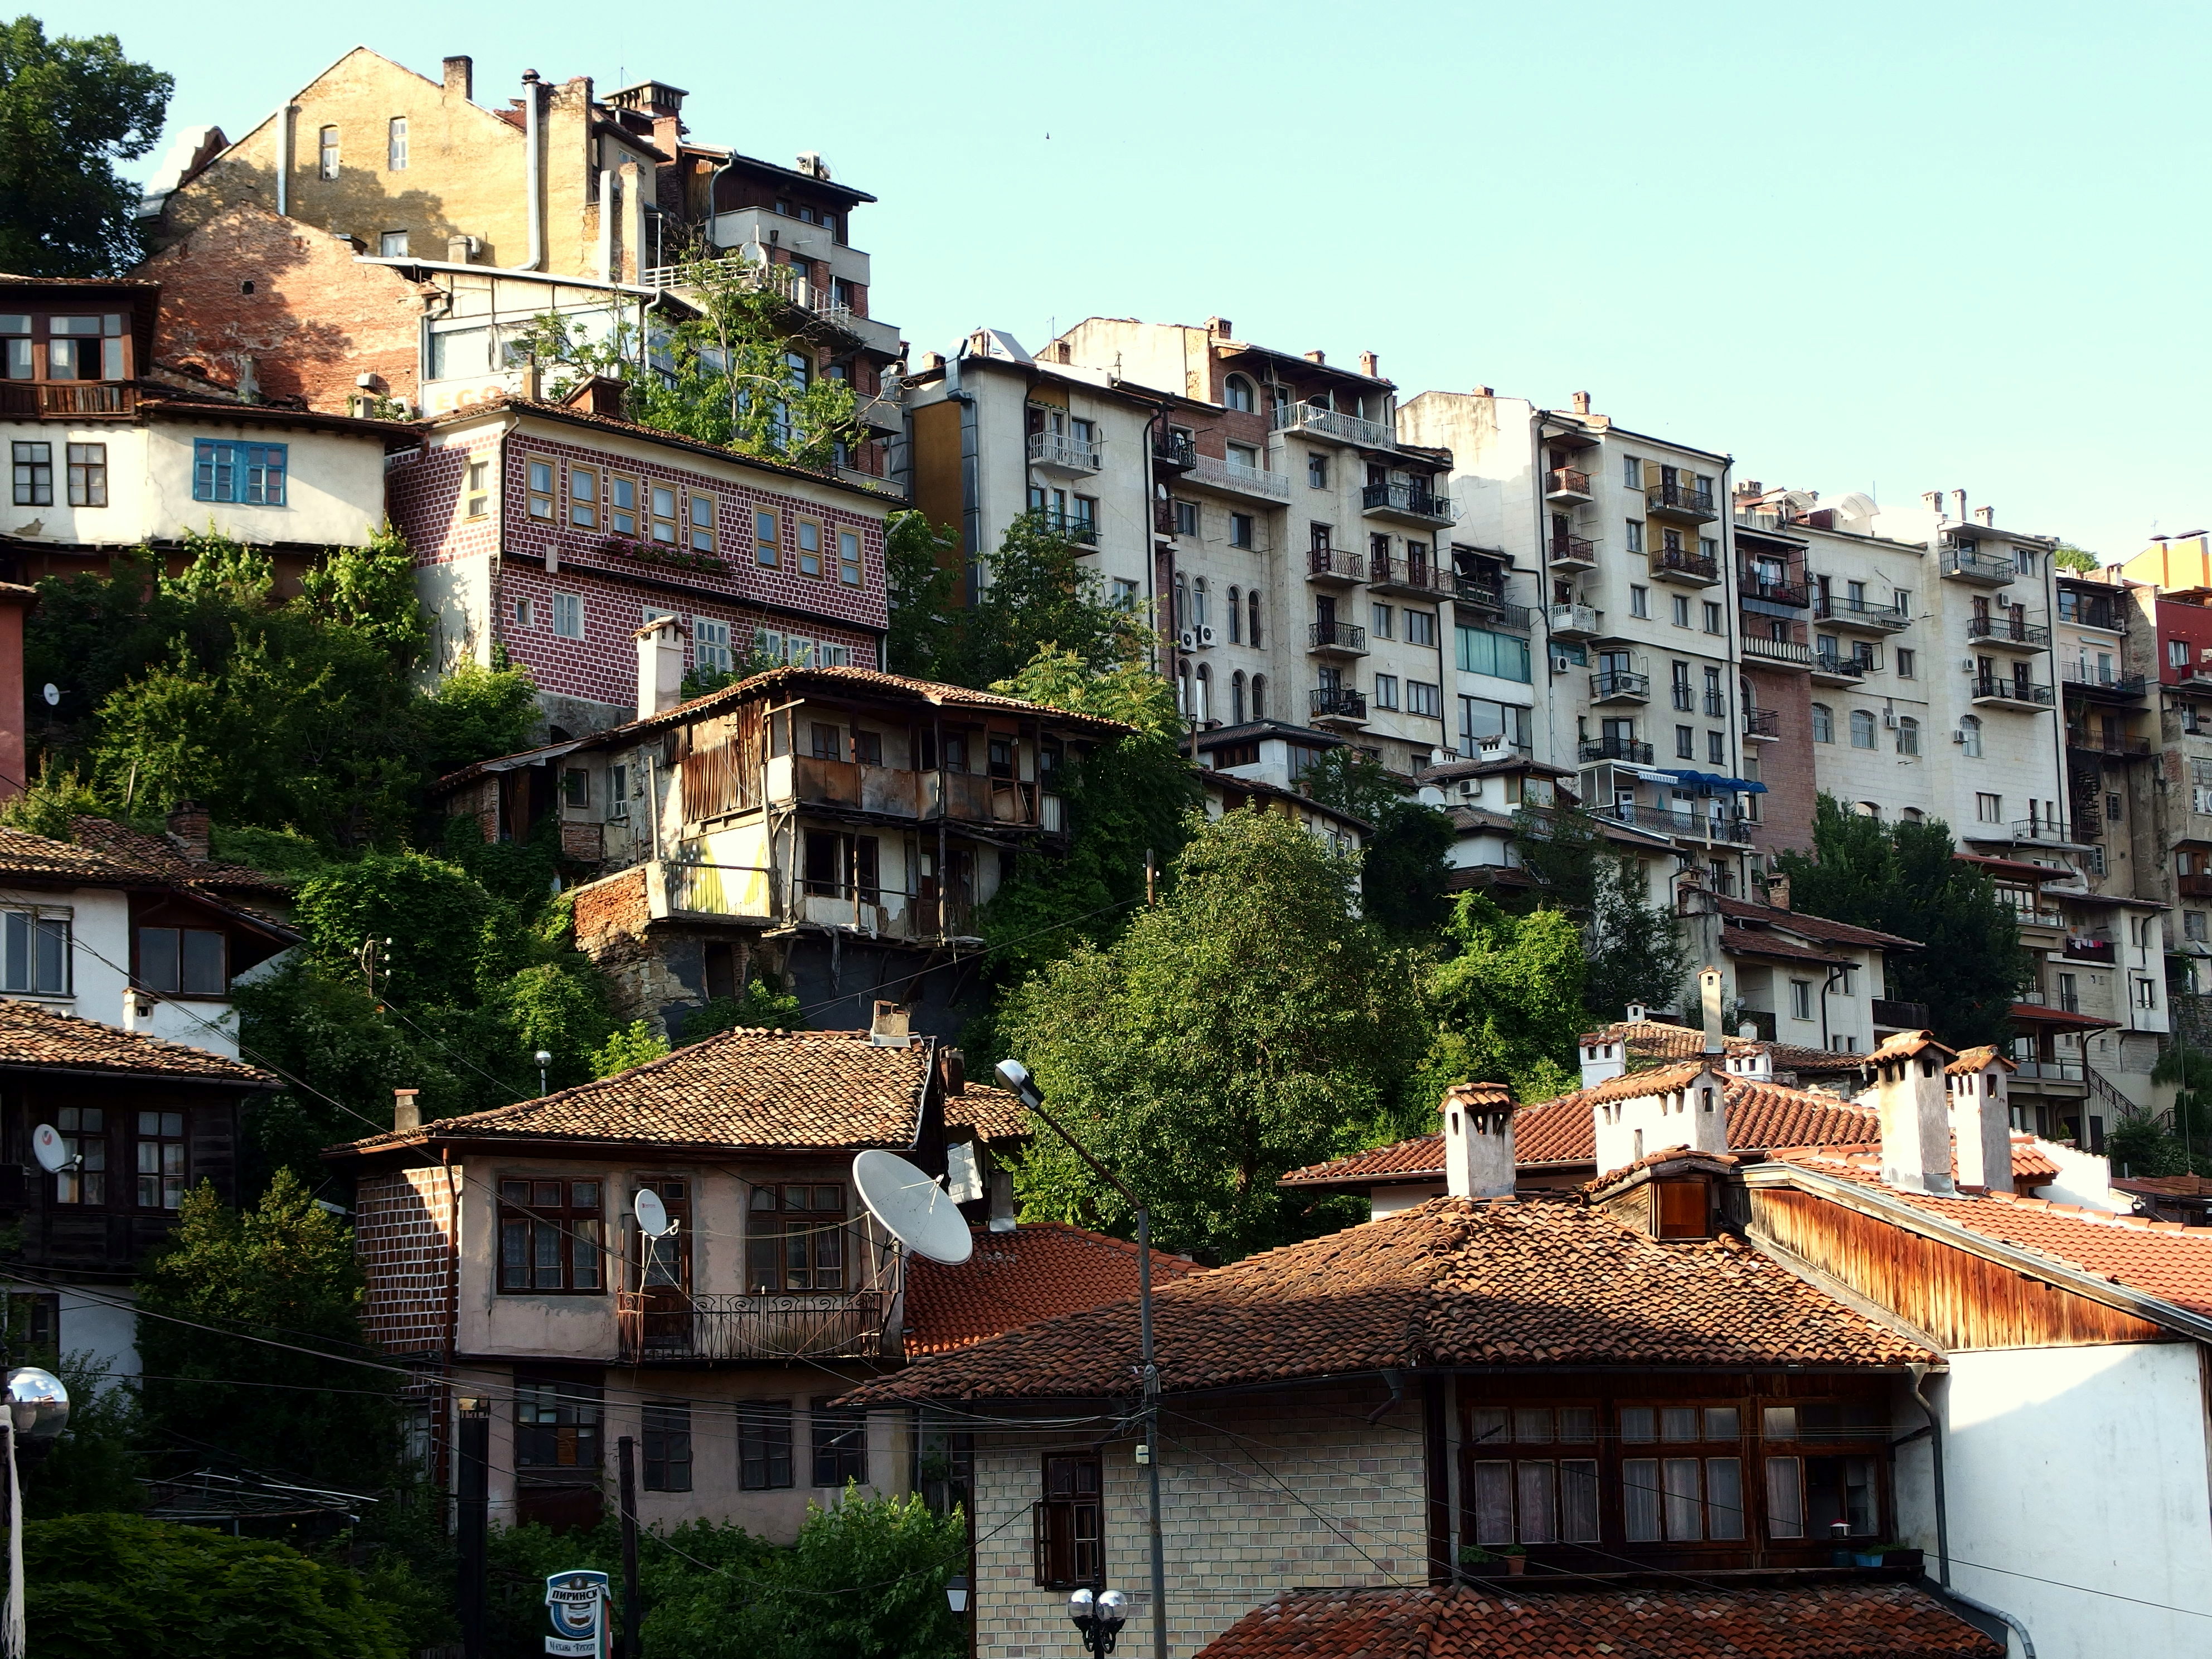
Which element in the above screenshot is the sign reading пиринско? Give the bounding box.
[545,1569,612,1657]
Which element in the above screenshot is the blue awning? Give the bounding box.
[1661,768,1769,796]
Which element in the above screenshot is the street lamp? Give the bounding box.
[1069,1587,1128,1657]
[3,1366,69,1642]
[994,1060,1166,1659]
[533,1049,554,1095]
[944,1573,969,1616]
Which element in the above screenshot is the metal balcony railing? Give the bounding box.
[2010,817,2073,842]
[1813,594,1911,629]
[1975,676,2055,706]
[1967,615,2051,648]
[1307,548,1366,581]
[1652,549,1721,583]
[1645,481,1718,519]
[1310,687,1367,721]
[2059,663,2147,698]
[1600,801,1753,842]
[2065,729,2151,757]
[1360,482,1454,521]
[1189,456,1289,499]
[1272,401,1395,447]
[1579,737,1653,764]
[1590,670,1650,700]
[1739,573,1810,606]
[1744,709,1781,738]
[1455,575,1508,610]
[615,1291,886,1363]
[1547,533,1598,566]
[1151,431,1196,469]
[1032,509,1099,546]
[1942,546,2018,583]
[1027,431,1102,473]
[1545,466,1592,498]
[1813,654,1870,682]
[1308,620,1367,652]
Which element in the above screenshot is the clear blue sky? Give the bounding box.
[73,0,2210,558]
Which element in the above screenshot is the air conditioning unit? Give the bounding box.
[1196,625,1218,647]
[1178,629,1198,651]
[1952,728,1970,744]
[1961,658,1978,673]
[1458,779,1481,799]
[1552,654,1574,673]
[1882,709,1898,729]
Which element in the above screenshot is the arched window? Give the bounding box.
[1224,374,1256,413]
[1959,715,1983,757]
[1857,800,1881,819]
[1895,715,1920,756]
[1173,573,1189,633]
[1226,586,1242,643]
[1193,576,1209,629]
[1811,704,1834,743]
[1850,709,1877,749]
[1231,670,1247,725]
[1195,662,1211,724]
[1250,673,1267,721]
[1901,807,1925,823]
[1248,591,1263,649]
[1175,659,1191,716]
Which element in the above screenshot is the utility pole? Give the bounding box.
[457,1398,489,1659]
[618,1435,642,1659]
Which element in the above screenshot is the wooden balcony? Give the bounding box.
[0,382,138,418]
[617,1291,887,1363]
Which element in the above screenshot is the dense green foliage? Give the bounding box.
[1414,895,1588,1108]
[1772,795,2029,1050]
[20,1354,144,1519]
[0,18,170,276]
[883,511,962,678]
[134,1172,397,1493]
[25,1512,403,1658]
[486,1491,965,1659]
[1299,748,1454,939]
[1508,802,1690,1018]
[1003,808,1423,1258]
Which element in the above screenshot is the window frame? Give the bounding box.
[642,1401,693,1493]
[739,1399,795,1490]
[1034,1451,1104,1588]
[54,1105,105,1205]
[387,116,408,171]
[754,508,779,567]
[497,1178,606,1294]
[688,492,719,555]
[2,906,70,996]
[746,1182,850,1292]
[133,1109,188,1211]
[837,528,863,586]
[11,440,50,507]
[318,124,340,180]
[65,442,106,507]
[551,591,585,641]
[795,517,824,578]
[515,1377,605,1472]
[809,1398,868,1488]
[191,441,287,507]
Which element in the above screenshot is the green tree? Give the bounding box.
[884,510,961,678]
[680,974,804,1042]
[135,1171,399,1492]
[1001,807,1423,1259]
[1584,854,1692,1018]
[1299,748,1454,939]
[1772,795,2030,1050]
[1506,798,1607,916]
[592,1018,671,1077]
[1413,894,1588,1110]
[940,510,1146,690]
[0,19,170,276]
[2052,542,2099,574]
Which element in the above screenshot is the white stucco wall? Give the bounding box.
[0,881,243,1059]
[1894,1343,2212,1658]
[4,1276,142,1384]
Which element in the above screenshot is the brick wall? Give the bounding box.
[136,202,426,413]
[355,1166,457,1357]
[970,1386,1427,1658]
[570,865,696,1024]
[1746,663,1817,859]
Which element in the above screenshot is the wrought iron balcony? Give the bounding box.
[615,1291,886,1364]
[1600,801,1753,842]
[1151,430,1197,470]
[1360,482,1456,524]
[2059,663,2147,700]
[1651,548,1721,586]
[1033,509,1100,547]
[1547,533,1598,571]
[1310,687,1369,722]
[1941,546,2018,584]
[1590,670,1651,702]
[1307,548,1366,584]
[1739,573,1810,607]
[1367,556,1452,596]
[1544,466,1593,502]
[2065,728,2151,758]
[1579,736,1653,764]
[1744,709,1781,738]
[1455,574,1508,611]
[1973,675,2055,707]
[1813,594,1911,632]
[1645,482,1719,523]
[1308,620,1368,656]
[1967,615,2051,649]
[1811,653,1870,684]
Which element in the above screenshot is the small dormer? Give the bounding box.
[1586,1147,1739,1240]
[1723,1049,1773,1081]
[1578,1035,1627,1088]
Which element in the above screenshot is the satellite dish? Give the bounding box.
[39,683,56,707]
[633,1187,671,1238]
[852,1149,972,1265]
[30,1124,71,1175]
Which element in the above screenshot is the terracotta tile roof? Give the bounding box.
[1721,925,1855,968]
[67,817,291,899]
[1867,1029,1954,1064]
[0,826,154,886]
[1773,1147,2212,1318]
[903,1223,1205,1357]
[1715,896,1922,950]
[0,998,276,1085]
[2009,1135,2061,1184]
[1585,1145,1739,1196]
[327,1027,932,1156]
[1944,1045,2015,1075]
[1280,1079,1880,1189]
[1577,1060,1715,1108]
[1193,1582,2000,1659]
[843,1194,1930,1404]
[942,1084,1029,1144]
[1442,1081,1515,1109]
[1574,1018,1866,1076]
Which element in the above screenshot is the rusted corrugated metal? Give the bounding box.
[1750,1188,2162,1350]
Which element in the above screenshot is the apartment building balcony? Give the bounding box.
[0,382,137,418]
[2057,593,2129,634]
[1028,431,1103,477]
[1739,572,1810,607]
[1547,603,1602,641]
[1189,455,1290,500]
[1972,675,2055,709]
[1034,509,1100,547]
[2010,817,2078,847]
[1272,401,1394,448]
[1481,603,1535,633]
[1941,546,2018,585]
[1367,556,1453,598]
[1744,709,1782,740]
[2065,727,2152,759]
[1454,573,1509,613]
[1650,548,1721,587]
[1307,548,1366,586]
[1309,687,1369,727]
[1813,595,1911,634]
[1543,467,1594,505]
[1546,532,1598,573]
[1743,634,1815,670]
[1360,482,1456,526]
[1873,998,1931,1031]
[2180,872,2212,898]
[1601,801,1752,842]
[2059,663,2147,702]
[616,1291,887,1364]
[1810,653,1873,687]
[1308,620,1369,658]
[1589,670,1651,705]
[1151,430,1197,472]
[1644,482,1719,524]
[1153,500,1178,537]
[1966,615,2051,652]
[1579,736,1653,764]
[2063,935,2117,964]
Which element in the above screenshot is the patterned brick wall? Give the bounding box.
[355,1166,457,1357]
[969,1386,1428,1658]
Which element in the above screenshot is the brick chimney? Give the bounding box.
[1204,317,1231,337]
[1570,391,1592,415]
[1764,874,1791,911]
[1922,490,1945,514]
[636,616,685,719]
[1442,1083,1516,1200]
[1359,350,1379,378]
[1303,349,1326,365]
[394,1088,421,1133]
[443,56,473,101]
[1949,1052,2016,1194]
[1858,1031,1957,1195]
[166,801,211,862]
[562,374,627,418]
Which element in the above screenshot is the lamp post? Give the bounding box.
[533,1049,553,1096]
[993,1060,1166,1659]
[3,1366,70,1651]
[1069,1586,1129,1657]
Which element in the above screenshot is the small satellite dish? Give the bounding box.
[39,683,57,707]
[633,1187,672,1238]
[852,1149,972,1265]
[30,1124,71,1175]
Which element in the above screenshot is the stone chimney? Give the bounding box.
[166,802,211,863]
[1949,1051,2015,1194]
[1951,489,1968,523]
[1442,1083,1516,1200]
[868,1001,911,1047]
[1359,350,1379,378]
[394,1088,421,1134]
[1974,506,1995,527]
[636,616,685,719]
[1592,1064,1729,1179]
[120,987,153,1032]
[444,56,473,101]
[1764,874,1791,911]
[1303,349,1326,365]
[445,233,478,263]
[1578,1032,1628,1088]
[1570,391,1592,415]
[1205,317,1231,337]
[1858,1032,1957,1195]
[1699,965,1725,1058]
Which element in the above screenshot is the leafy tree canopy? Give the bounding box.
[2051,542,2099,573]
[1585,853,1693,1020]
[1299,748,1454,939]
[1001,807,1423,1259]
[884,510,961,679]
[0,18,170,276]
[1413,894,1588,1110]
[1772,794,2029,1050]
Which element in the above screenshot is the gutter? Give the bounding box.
[274,105,294,216]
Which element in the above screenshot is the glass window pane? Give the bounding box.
[1660,1406,1700,1442]
[534,1220,562,1288]
[814,1185,841,1212]
[1704,1406,1741,1440]
[138,927,180,994]
[1512,1408,1552,1444]
[1620,1406,1655,1443]
[1467,1407,1507,1449]
[532,1181,562,1208]
[783,1185,811,1211]
[2,911,23,990]
[784,1226,811,1288]
[570,1182,600,1210]
[1515,1461,1556,1544]
[137,1141,159,1175]
[137,1111,159,1137]
[571,1220,600,1289]
[1623,1458,1661,1542]
[1765,1456,1804,1538]
[1662,1458,1704,1540]
[1472,1461,1514,1545]
[501,1217,528,1288]
[1557,1407,1596,1443]
[1560,1459,1600,1542]
[1706,1457,1745,1540]
[501,1180,528,1204]
[1762,1406,1798,1440]
[161,1143,183,1176]
[1844,1456,1876,1534]
[181,929,225,995]
[161,1113,183,1137]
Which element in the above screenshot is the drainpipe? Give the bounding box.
[1820,960,1849,1050]
[1942,1587,2035,1658]
[274,105,295,216]
[520,71,545,271]
[1907,1364,1950,1584]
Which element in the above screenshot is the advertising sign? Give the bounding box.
[544,1569,610,1657]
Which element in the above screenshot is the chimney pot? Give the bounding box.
[1471,385,1493,397]
[1765,874,1791,911]
[635,615,685,719]
[166,802,211,863]
[443,55,473,101]
[1699,966,1726,1056]
[1974,506,1995,526]
[1570,391,1592,415]
[1359,350,1379,378]
[1949,1061,2015,1194]
[1205,317,1231,337]
[1859,1036,1956,1195]
[394,1088,421,1134]
[939,1046,966,1095]
[869,1001,911,1047]
[1922,490,1945,513]
[1951,489,1968,522]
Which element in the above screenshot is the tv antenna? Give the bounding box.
[851,1149,972,1265]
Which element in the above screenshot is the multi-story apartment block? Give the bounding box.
[2118,537,2212,998]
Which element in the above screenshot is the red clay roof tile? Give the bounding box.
[0,997,276,1085]
[942,1084,1030,1144]
[904,1223,1204,1357]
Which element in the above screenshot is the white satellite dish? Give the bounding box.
[852,1149,972,1265]
[39,684,57,708]
[633,1187,672,1238]
[29,1124,71,1175]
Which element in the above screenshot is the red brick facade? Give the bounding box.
[355,1165,458,1357]
[1746,663,1817,858]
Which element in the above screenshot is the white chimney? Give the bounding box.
[1593,1064,1729,1178]
[1948,1055,2015,1194]
[868,1001,912,1047]
[1951,489,1968,523]
[1579,1035,1627,1088]
[1443,1083,1516,1200]
[636,616,685,718]
[1725,1049,1773,1081]
[1859,1033,1956,1195]
[394,1088,421,1134]
[121,988,153,1032]
[1699,966,1725,1057]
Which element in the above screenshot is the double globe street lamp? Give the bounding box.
[1070,1587,1129,1657]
